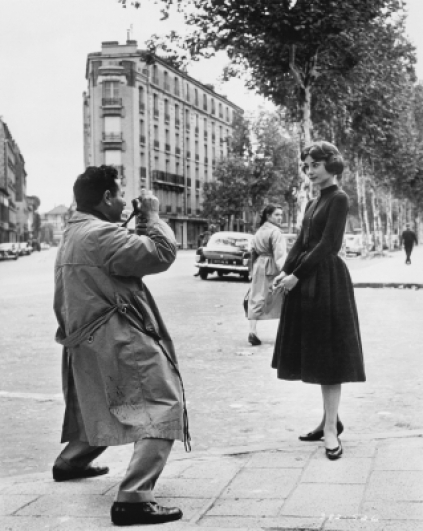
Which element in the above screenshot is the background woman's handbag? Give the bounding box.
[243,288,250,317]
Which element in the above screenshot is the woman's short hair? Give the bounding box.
[73,165,119,209]
[259,204,283,227]
[301,141,344,176]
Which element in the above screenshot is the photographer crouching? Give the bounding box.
[53,165,190,526]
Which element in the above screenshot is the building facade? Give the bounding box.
[41,205,70,245]
[0,118,28,243]
[83,40,243,248]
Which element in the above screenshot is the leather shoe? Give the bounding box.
[111,501,183,526]
[52,464,109,482]
[299,420,344,442]
[248,333,261,346]
[325,439,343,460]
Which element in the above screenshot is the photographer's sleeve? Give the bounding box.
[99,220,177,277]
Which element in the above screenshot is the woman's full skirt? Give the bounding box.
[272,255,366,385]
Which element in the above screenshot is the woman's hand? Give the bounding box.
[272,272,287,291]
[281,274,299,293]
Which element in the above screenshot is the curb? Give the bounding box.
[353,282,423,289]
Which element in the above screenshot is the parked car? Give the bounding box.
[345,233,362,256]
[0,242,20,260]
[19,242,33,256]
[195,231,254,281]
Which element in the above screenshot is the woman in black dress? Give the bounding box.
[272,141,365,460]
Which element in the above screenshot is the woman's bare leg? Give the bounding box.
[322,384,342,449]
[249,319,257,334]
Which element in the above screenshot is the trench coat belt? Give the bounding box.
[55,298,130,348]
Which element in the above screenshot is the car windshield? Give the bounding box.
[208,235,251,250]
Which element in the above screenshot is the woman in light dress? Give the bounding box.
[247,204,287,345]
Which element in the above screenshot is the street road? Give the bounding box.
[0,248,422,478]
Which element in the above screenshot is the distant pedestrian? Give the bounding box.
[247,204,286,346]
[272,141,366,461]
[53,166,189,526]
[400,224,418,264]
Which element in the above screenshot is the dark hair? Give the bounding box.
[73,166,119,209]
[259,204,283,227]
[301,141,344,176]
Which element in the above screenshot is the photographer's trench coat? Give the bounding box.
[54,211,185,446]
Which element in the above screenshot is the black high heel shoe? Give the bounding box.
[325,438,343,460]
[299,420,344,442]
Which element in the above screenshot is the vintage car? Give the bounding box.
[0,242,20,260]
[195,231,254,281]
[19,242,33,256]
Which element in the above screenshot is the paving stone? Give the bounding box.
[206,498,284,517]
[221,468,301,499]
[247,451,311,468]
[328,444,377,459]
[50,516,184,530]
[4,478,120,496]
[198,515,323,528]
[324,518,419,531]
[374,448,423,470]
[159,460,195,479]
[365,471,423,501]
[15,494,112,517]
[0,516,61,530]
[0,495,39,516]
[155,478,228,498]
[178,458,243,479]
[362,500,423,520]
[280,484,365,517]
[300,459,372,484]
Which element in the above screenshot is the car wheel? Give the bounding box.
[217,271,226,277]
[242,272,251,282]
[199,269,209,280]
[14,255,18,260]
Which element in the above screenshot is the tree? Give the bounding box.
[130,0,403,147]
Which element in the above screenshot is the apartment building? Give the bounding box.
[83,40,243,248]
[0,118,28,243]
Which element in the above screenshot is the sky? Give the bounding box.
[1,0,423,213]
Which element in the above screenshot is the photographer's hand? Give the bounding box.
[136,190,160,235]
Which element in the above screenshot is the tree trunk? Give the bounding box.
[301,84,312,148]
[370,186,383,254]
[385,190,394,251]
[355,157,370,257]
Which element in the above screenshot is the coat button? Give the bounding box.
[87,335,94,344]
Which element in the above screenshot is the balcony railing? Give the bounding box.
[152,171,185,187]
[154,140,160,149]
[102,132,123,142]
[102,98,122,107]
[140,135,146,145]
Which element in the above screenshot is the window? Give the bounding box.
[152,65,159,85]
[219,102,223,118]
[105,151,122,165]
[176,161,180,175]
[185,83,190,102]
[174,76,179,95]
[194,88,199,106]
[154,125,159,142]
[139,86,145,111]
[185,109,190,130]
[103,81,120,99]
[164,71,169,90]
[154,94,159,118]
[175,104,180,126]
[211,99,216,114]
[164,99,170,122]
[203,93,207,111]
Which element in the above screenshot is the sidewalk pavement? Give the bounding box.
[1,433,422,531]
[1,249,423,531]
[349,246,423,288]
